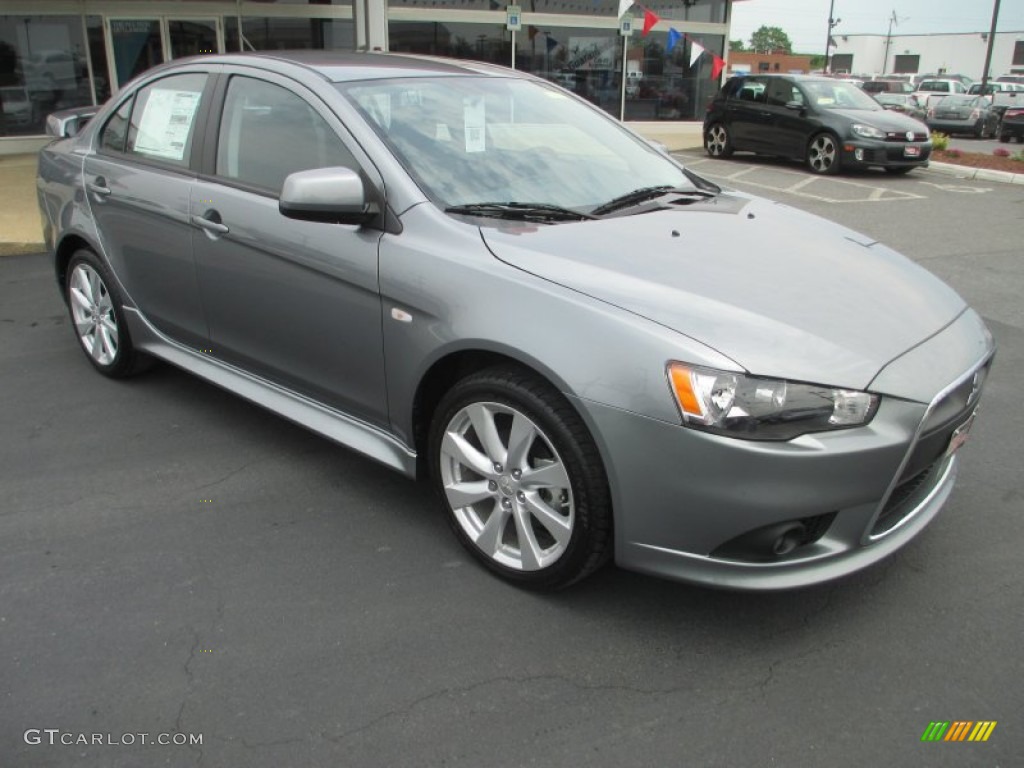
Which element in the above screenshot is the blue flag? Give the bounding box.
[667,28,682,53]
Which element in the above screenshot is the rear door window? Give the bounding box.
[125,73,208,168]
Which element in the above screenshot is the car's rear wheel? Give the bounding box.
[807,133,840,175]
[705,122,734,158]
[429,366,612,590]
[65,249,150,378]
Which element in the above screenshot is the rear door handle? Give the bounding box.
[191,213,229,236]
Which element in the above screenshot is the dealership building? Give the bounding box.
[0,0,737,151]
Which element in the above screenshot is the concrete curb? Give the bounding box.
[923,161,1024,185]
[0,242,45,257]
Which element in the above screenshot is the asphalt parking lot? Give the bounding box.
[2,157,1022,766]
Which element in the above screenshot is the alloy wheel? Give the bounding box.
[706,124,729,157]
[808,135,838,173]
[439,402,574,571]
[68,262,119,366]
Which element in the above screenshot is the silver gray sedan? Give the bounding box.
[37,52,993,590]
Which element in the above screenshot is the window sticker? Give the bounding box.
[463,96,485,153]
[134,89,202,161]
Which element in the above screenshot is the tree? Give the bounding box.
[729,39,747,52]
[749,26,793,54]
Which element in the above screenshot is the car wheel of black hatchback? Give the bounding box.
[429,365,612,590]
[807,133,841,175]
[705,123,734,158]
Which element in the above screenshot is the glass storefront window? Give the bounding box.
[624,32,723,121]
[0,15,92,136]
[516,26,622,117]
[241,17,354,50]
[388,0,725,22]
[109,19,163,88]
[389,22,511,66]
[86,16,111,103]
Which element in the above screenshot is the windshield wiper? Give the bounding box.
[591,185,716,216]
[445,202,598,222]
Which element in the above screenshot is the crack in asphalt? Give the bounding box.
[322,673,700,744]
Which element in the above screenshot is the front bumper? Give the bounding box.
[841,138,932,169]
[1000,119,1024,138]
[575,310,993,590]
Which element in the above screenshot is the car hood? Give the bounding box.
[480,195,966,391]
[831,108,927,132]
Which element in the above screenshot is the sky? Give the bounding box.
[730,0,1024,55]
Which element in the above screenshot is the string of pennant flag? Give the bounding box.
[617,0,727,79]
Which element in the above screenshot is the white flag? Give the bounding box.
[690,41,705,68]
[618,0,633,18]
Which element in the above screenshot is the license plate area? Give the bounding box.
[904,145,921,157]
[946,409,978,457]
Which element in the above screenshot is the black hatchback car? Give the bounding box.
[704,74,932,175]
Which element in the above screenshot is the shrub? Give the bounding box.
[993,147,1011,157]
[931,131,950,151]
[1012,151,1024,163]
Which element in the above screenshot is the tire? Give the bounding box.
[428,365,612,590]
[704,122,734,158]
[807,133,840,175]
[885,167,914,175]
[65,249,151,378]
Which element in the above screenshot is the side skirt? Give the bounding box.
[123,308,417,477]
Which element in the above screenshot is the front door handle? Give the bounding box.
[87,177,111,197]
[192,212,230,236]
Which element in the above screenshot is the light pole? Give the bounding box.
[980,0,1001,90]
[823,1,841,74]
[882,10,897,74]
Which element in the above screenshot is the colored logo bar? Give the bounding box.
[921,721,997,742]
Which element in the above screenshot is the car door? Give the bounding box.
[191,70,388,426]
[726,76,769,150]
[84,71,214,347]
[763,78,808,158]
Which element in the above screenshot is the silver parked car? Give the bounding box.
[38,52,993,590]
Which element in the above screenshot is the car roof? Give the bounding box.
[155,51,519,83]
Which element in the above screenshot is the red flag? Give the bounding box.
[711,53,725,80]
[641,8,660,36]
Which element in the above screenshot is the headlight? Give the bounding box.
[851,123,887,139]
[667,363,880,441]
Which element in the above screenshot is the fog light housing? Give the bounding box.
[854,148,865,161]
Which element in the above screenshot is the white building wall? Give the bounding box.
[833,31,1023,80]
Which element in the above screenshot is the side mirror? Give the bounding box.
[279,167,379,226]
[45,106,98,139]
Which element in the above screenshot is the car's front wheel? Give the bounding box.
[429,366,612,590]
[806,133,841,175]
[705,122,734,158]
[65,249,150,378]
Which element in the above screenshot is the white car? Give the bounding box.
[913,79,968,109]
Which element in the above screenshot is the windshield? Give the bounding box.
[338,76,696,211]
[802,80,882,111]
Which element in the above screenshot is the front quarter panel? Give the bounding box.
[378,204,740,447]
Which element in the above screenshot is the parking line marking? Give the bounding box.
[680,157,925,203]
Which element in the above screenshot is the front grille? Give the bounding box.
[884,131,929,142]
